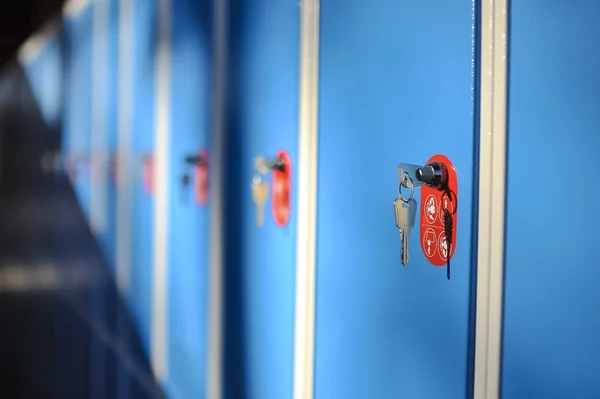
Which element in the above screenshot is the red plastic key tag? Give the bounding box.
[272,150,291,227]
[419,154,458,266]
[194,149,209,206]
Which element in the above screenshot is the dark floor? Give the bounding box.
[0,60,162,398]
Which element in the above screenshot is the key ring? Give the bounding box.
[398,174,414,202]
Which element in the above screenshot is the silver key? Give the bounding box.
[251,175,269,227]
[393,198,417,265]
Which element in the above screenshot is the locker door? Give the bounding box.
[502,1,600,397]
[314,0,477,397]
[165,0,211,397]
[226,1,299,398]
[65,6,93,221]
[129,0,157,354]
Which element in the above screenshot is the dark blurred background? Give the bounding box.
[0,1,163,398]
[0,0,65,67]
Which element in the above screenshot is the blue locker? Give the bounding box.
[165,0,212,397]
[314,0,477,397]
[64,6,94,221]
[502,1,600,397]
[129,0,157,354]
[226,0,299,397]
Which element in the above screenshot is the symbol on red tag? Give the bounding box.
[194,149,209,206]
[272,149,291,227]
[438,232,449,260]
[423,228,437,258]
[420,154,458,266]
[439,192,454,221]
[424,194,438,224]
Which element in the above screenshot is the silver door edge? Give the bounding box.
[17,20,61,66]
[116,0,134,296]
[90,0,110,235]
[474,0,508,397]
[293,1,320,399]
[64,0,92,20]
[151,0,171,383]
[208,0,228,397]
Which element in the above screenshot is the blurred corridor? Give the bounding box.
[0,59,163,398]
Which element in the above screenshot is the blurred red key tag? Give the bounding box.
[272,149,291,227]
[194,149,209,206]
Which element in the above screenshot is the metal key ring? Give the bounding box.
[398,174,414,202]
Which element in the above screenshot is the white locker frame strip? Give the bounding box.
[151,0,171,383]
[90,0,109,234]
[293,0,320,398]
[208,0,228,396]
[474,0,508,397]
[64,0,92,19]
[115,0,134,295]
[17,20,59,66]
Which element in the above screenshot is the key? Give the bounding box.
[393,197,417,265]
[251,175,269,227]
[254,156,270,175]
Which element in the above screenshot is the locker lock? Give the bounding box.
[398,161,448,191]
[184,154,207,166]
[180,151,209,206]
[182,154,207,187]
[254,156,285,174]
[394,155,458,274]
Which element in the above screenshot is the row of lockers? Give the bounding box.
[17,0,600,398]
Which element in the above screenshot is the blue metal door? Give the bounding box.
[502,1,600,397]
[226,1,299,397]
[165,0,211,397]
[314,0,477,397]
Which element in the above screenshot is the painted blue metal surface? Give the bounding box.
[64,6,93,221]
[165,0,211,397]
[315,0,477,397]
[225,0,299,397]
[502,1,600,397]
[128,0,157,355]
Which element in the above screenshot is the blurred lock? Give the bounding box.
[142,153,154,195]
